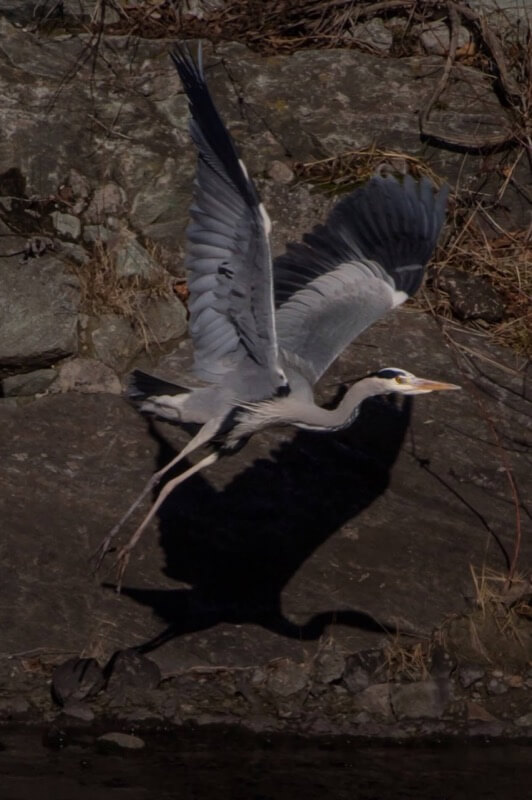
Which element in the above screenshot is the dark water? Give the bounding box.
[0,726,530,800]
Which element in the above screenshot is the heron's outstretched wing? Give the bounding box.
[274,175,448,384]
[171,47,283,388]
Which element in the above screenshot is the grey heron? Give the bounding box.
[97,45,459,583]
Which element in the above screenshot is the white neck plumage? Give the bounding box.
[235,376,390,436]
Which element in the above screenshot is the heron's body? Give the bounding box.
[133,363,397,445]
[97,45,459,584]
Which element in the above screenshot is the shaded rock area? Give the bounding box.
[1,310,530,737]
[0,4,530,739]
[51,657,105,707]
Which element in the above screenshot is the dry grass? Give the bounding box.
[92,0,527,75]
[381,635,432,681]
[96,0,370,52]
[431,212,531,355]
[441,565,532,667]
[380,565,531,679]
[77,239,172,316]
[294,146,443,195]
[468,564,531,622]
[75,238,176,347]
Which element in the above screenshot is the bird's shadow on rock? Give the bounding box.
[116,394,413,653]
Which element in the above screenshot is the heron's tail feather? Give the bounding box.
[128,370,191,402]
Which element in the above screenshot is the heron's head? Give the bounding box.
[373,368,461,395]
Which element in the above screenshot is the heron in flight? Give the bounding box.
[97,45,459,583]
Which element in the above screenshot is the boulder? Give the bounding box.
[391,680,451,719]
[89,313,143,374]
[0,255,79,370]
[2,368,57,397]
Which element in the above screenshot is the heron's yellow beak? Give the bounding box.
[406,377,461,393]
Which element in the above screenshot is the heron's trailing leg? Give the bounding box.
[94,417,224,571]
[114,450,220,591]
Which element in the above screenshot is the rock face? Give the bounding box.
[437,269,504,322]
[0,256,80,370]
[2,368,57,397]
[0,11,527,390]
[105,649,161,696]
[391,680,450,719]
[0,5,530,734]
[0,313,529,679]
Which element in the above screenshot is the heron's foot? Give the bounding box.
[113,529,148,592]
[91,473,163,574]
[114,545,133,594]
[91,524,121,575]
[111,505,157,590]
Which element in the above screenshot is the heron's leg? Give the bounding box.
[114,450,220,591]
[94,417,223,569]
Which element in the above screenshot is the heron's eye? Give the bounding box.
[395,375,406,384]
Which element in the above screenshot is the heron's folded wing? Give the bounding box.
[274,175,448,383]
[171,47,281,387]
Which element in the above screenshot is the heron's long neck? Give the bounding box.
[236,378,386,439]
[292,378,385,432]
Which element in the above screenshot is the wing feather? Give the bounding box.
[275,175,448,383]
[171,46,283,388]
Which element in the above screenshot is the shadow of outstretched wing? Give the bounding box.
[116,394,413,652]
